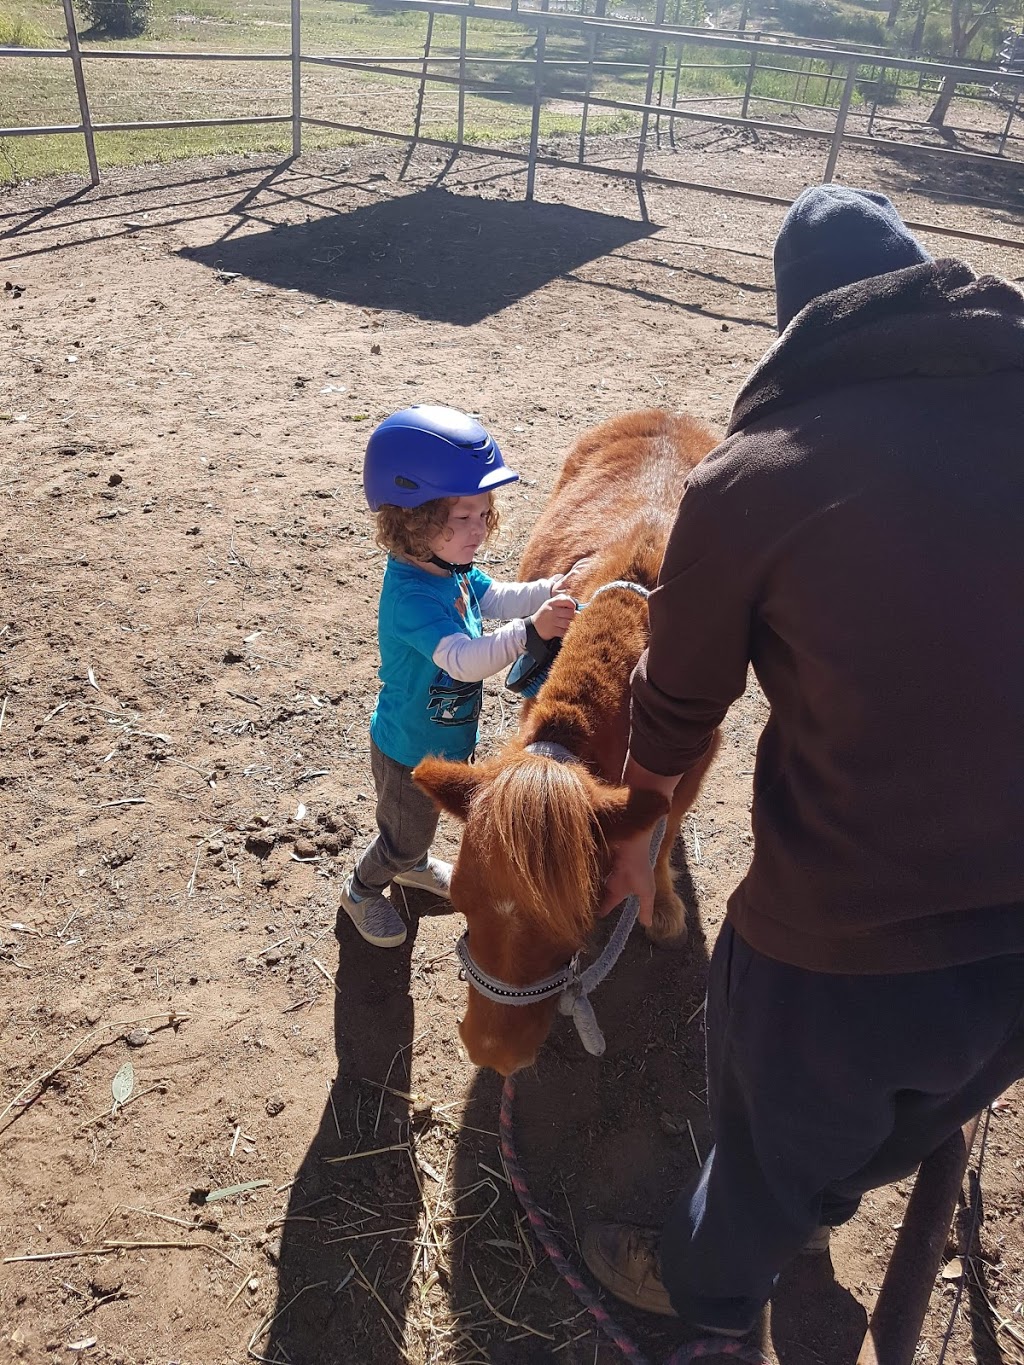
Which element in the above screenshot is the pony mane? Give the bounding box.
[472,751,602,946]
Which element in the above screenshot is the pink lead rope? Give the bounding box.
[499,1075,772,1365]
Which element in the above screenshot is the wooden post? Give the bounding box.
[61,0,99,186]
[457,13,467,145]
[997,88,1020,155]
[740,37,759,120]
[823,59,856,183]
[578,24,598,165]
[856,1117,981,1365]
[865,64,883,135]
[290,0,301,156]
[526,0,549,201]
[409,11,435,156]
[635,0,667,187]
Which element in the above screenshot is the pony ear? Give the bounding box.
[593,785,670,846]
[412,757,484,822]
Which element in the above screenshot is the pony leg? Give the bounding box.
[650,803,688,944]
[647,736,721,945]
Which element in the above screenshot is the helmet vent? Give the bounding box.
[394,475,419,490]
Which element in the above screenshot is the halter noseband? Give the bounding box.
[458,584,662,1057]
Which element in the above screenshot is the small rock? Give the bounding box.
[264,949,282,966]
[107,473,123,487]
[370,344,381,356]
[126,1028,149,1048]
[207,839,224,854]
[721,322,730,332]
[264,1237,282,1264]
[318,834,340,856]
[265,1096,285,1117]
[185,525,201,536]
[293,837,317,859]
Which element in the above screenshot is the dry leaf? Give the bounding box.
[111,1062,135,1109]
[941,1257,963,1280]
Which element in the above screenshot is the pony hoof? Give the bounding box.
[647,894,688,949]
[646,923,689,951]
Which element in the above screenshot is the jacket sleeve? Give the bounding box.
[630,467,756,776]
[478,578,557,619]
[432,619,528,683]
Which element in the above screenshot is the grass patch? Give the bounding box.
[0,7,53,44]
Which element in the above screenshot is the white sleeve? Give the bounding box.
[432,619,529,683]
[478,578,556,619]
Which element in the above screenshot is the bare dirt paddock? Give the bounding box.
[1,131,1023,1365]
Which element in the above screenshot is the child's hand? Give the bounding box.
[551,555,596,596]
[531,595,577,641]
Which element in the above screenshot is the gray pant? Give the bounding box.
[352,740,442,894]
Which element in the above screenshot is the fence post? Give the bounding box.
[578,24,598,165]
[457,12,468,146]
[61,0,99,187]
[526,0,549,201]
[823,59,856,183]
[409,11,435,157]
[997,88,1020,155]
[868,64,884,134]
[290,0,301,156]
[740,36,759,120]
[635,0,667,187]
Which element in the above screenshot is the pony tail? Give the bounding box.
[480,757,599,945]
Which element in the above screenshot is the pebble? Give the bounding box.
[264,949,282,966]
[265,1096,285,1117]
[126,1028,149,1048]
[293,837,317,859]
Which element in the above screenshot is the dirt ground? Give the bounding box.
[1,129,1023,1365]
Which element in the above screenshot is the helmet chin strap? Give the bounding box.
[428,553,474,575]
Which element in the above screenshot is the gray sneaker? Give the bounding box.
[339,878,407,948]
[392,858,453,899]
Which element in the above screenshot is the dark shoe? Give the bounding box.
[582,1223,750,1334]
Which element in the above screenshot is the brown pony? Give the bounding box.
[415,410,720,1076]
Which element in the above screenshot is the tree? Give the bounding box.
[926,0,1013,123]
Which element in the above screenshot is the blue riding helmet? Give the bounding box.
[363,405,519,511]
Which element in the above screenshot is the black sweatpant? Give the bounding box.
[660,922,1024,1334]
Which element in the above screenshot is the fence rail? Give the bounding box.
[2,0,1023,250]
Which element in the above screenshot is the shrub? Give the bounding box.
[79,0,151,37]
[773,0,887,43]
[0,10,51,45]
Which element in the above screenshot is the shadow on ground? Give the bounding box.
[180,186,655,325]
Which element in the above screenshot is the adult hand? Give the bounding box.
[531,594,577,641]
[598,827,657,927]
[551,555,596,596]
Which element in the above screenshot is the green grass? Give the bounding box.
[0,0,961,185]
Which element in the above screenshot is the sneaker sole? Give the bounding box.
[391,872,450,897]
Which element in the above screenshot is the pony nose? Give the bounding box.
[459,1018,535,1076]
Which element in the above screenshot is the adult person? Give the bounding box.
[582,185,1024,1341]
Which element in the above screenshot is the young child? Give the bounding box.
[340,404,587,948]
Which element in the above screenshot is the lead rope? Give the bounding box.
[500,1075,771,1365]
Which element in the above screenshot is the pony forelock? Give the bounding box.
[472,754,602,946]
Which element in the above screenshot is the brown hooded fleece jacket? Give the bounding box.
[631,259,1024,973]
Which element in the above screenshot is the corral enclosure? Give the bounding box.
[3,38,1024,1365]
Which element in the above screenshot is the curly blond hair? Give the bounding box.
[375,494,500,560]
